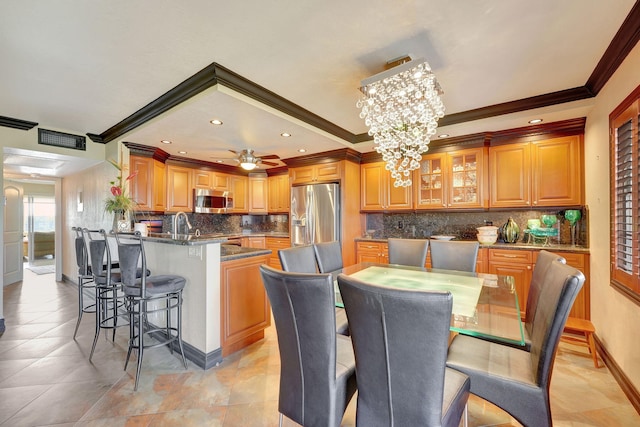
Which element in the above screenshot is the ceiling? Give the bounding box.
[1,1,638,176]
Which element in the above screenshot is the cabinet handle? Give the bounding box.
[527,265,532,270]
[502,254,518,258]
[526,201,530,205]
[533,201,538,205]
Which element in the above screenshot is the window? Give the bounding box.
[610,84,640,303]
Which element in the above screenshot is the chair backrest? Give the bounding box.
[313,241,343,273]
[278,245,317,273]
[526,250,566,336]
[114,232,147,296]
[259,265,340,425]
[430,240,480,272]
[337,273,453,426]
[387,238,429,267]
[83,229,111,279]
[529,259,584,389]
[72,227,89,275]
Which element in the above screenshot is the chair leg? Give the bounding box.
[73,279,84,339]
[134,300,145,391]
[586,331,599,368]
[167,297,173,355]
[463,403,468,427]
[89,287,103,362]
[125,297,135,371]
[279,413,283,427]
[177,293,187,369]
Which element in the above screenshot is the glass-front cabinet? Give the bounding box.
[415,147,488,209]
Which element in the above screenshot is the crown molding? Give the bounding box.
[0,115,38,131]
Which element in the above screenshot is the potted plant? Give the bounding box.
[104,159,137,232]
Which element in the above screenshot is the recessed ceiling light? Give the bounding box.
[178,151,187,154]
[298,148,306,153]
[438,134,450,138]
[216,160,223,163]
[529,118,543,124]
[210,119,223,125]
[281,132,291,137]
[161,140,172,144]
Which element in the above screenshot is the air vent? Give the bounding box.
[38,128,86,151]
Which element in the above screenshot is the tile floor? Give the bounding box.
[1,268,639,426]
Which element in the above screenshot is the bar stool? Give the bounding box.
[115,231,188,390]
[84,228,129,361]
[72,226,95,339]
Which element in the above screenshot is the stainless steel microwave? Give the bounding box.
[193,189,233,213]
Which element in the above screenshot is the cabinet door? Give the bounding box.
[266,237,291,270]
[268,174,290,213]
[490,143,531,208]
[290,166,315,185]
[554,251,590,320]
[130,156,153,211]
[212,173,229,190]
[415,154,447,209]
[489,249,533,318]
[361,163,385,210]
[531,136,583,206]
[315,162,341,182]
[166,165,193,212]
[248,175,268,214]
[387,176,413,209]
[448,148,487,209]
[194,170,212,188]
[230,176,248,213]
[152,160,166,211]
[242,236,266,248]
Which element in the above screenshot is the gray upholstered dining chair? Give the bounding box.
[429,240,479,272]
[313,241,343,273]
[387,238,429,267]
[259,265,357,427]
[278,245,317,273]
[279,244,349,336]
[337,273,469,427]
[446,259,584,427]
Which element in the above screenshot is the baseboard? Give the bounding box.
[593,333,640,414]
[148,329,223,370]
[0,318,5,335]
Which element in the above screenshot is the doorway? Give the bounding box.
[23,193,56,272]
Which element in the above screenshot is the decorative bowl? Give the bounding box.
[477,233,498,245]
[431,235,456,240]
[477,226,499,233]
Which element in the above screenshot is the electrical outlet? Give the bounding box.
[398,220,403,229]
[188,246,202,258]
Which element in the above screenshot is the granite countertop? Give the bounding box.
[355,237,589,253]
[142,231,289,246]
[221,245,271,261]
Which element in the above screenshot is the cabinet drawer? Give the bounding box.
[489,249,533,263]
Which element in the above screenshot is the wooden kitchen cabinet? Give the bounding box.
[414,147,488,209]
[356,241,389,263]
[130,155,166,212]
[490,135,583,208]
[360,162,412,211]
[265,236,290,269]
[229,175,248,213]
[290,161,341,185]
[194,170,229,191]
[248,174,268,214]
[220,253,271,357]
[241,236,266,248]
[549,251,590,320]
[166,164,193,212]
[488,249,534,318]
[268,174,290,213]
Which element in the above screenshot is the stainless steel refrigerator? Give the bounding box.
[291,183,340,246]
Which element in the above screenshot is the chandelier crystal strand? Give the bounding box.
[357,59,445,187]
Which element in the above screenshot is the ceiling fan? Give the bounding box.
[229,149,280,170]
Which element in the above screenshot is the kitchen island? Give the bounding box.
[140,234,271,369]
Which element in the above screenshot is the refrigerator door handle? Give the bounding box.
[307,189,315,244]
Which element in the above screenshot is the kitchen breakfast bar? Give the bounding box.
[140,233,271,369]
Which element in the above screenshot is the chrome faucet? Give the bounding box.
[173,211,192,235]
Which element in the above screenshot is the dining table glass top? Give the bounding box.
[333,262,525,346]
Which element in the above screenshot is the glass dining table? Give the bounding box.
[332,262,525,346]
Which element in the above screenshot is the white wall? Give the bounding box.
[585,40,640,389]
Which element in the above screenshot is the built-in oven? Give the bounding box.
[193,189,233,213]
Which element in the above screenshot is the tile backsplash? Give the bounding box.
[366,208,589,247]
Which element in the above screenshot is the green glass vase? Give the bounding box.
[502,217,520,243]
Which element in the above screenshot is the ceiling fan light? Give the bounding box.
[241,162,257,170]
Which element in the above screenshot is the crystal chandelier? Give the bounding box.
[357,56,445,187]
